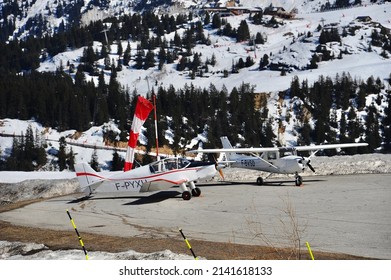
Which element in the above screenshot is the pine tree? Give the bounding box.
[158,46,166,70]
[309,54,318,69]
[117,41,123,56]
[135,45,144,69]
[67,147,75,171]
[90,148,100,171]
[339,112,348,143]
[259,54,269,70]
[204,12,210,25]
[123,42,131,66]
[5,136,20,170]
[237,20,250,42]
[297,121,312,145]
[212,13,222,29]
[255,32,265,44]
[382,90,391,151]
[144,49,155,70]
[58,136,67,171]
[364,105,381,152]
[111,150,124,171]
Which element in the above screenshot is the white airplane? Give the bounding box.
[75,157,218,200]
[190,136,368,186]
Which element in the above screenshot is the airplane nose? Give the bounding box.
[189,161,224,180]
[299,157,316,172]
[299,162,305,170]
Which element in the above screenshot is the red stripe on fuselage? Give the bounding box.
[76,167,203,181]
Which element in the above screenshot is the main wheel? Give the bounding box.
[182,191,192,200]
[191,187,201,197]
[256,177,264,185]
[295,176,303,186]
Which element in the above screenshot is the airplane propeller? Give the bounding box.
[213,155,225,180]
[302,156,315,172]
[306,159,316,172]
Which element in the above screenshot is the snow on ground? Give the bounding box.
[0,241,196,260]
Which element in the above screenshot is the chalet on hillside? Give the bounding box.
[264,6,295,19]
[356,16,372,22]
[203,6,263,17]
[264,6,286,15]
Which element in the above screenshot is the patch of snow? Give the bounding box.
[0,241,196,260]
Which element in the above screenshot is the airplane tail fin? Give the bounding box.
[74,163,105,194]
[220,136,240,161]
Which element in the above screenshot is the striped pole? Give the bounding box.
[124,96,154,171]
[306,241,315,260]
[66,209,89,260]
[179,228,198,260]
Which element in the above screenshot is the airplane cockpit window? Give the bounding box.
[149,161,160,173]
[164,158,178,170]
[177,158,191,169]
[149,158,190,173]
[267,151,277,160]
[279,148,295,157]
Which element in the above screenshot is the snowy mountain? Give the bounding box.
[1,0,391,171]
[1,0,387,40]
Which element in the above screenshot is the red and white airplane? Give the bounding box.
[75,96,218,200]
[191,136,368,186]
[75,157,217,200]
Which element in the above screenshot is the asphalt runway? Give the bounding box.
[1,173,390,259]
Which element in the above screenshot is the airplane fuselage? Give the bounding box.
[230,155,304,174]
[78,159,217,193]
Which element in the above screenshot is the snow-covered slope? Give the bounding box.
[1,2,391,170]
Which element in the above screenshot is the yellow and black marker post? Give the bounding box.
[179,228,198,260]
[306,241,315,260]
[66,209,89,260]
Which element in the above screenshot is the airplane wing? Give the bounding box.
[189,147,279,153]
[189,143,367,154]
[292,143,368,151]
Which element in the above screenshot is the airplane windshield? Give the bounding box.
[149,157,190,173]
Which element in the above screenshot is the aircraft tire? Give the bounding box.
[295,176,302,186]
[182,191,192,200]
[256,177,264,185]
[192,188,201,197]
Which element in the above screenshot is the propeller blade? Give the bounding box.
[218,168,225,180]
[306,159,315,172]
[212,155,225,180]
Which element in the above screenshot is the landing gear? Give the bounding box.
[257,173,272,185]
[295,172,303,186]
[256,173,303,186]
[191,187,201,197]
[180,182,201,200]
[182,191,192,200]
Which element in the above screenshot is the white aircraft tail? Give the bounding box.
[74,163,105,194]
[220,136,240,161]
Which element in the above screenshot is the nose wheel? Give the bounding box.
[295,172,303,186]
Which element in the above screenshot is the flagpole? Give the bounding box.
[153,93,160,161]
